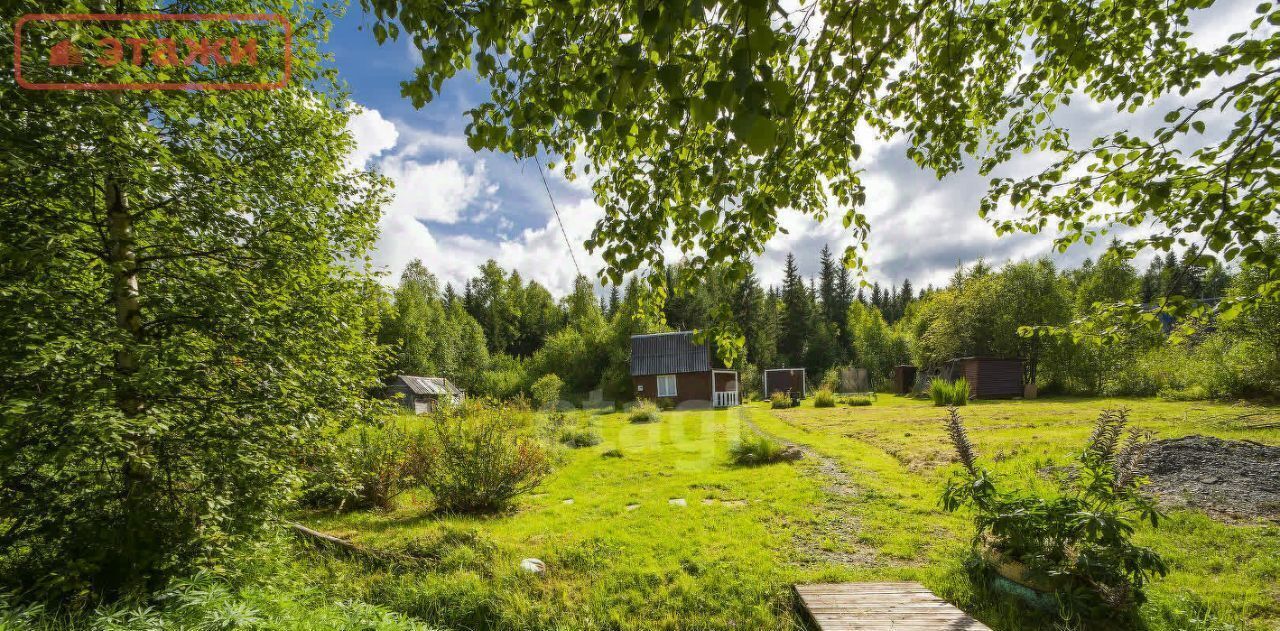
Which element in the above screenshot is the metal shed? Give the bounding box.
[763,368,806,398]
[944,357,1023,399]
[387,375,465,414]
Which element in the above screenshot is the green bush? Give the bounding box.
[951,377,970,404]
[655,397,677,411]
[303,421,431,511]
[812,387,836,408]
[559,425,602,448]
[421,403,552,513]
[629,401,661,423]
[729,433,786,465]
[820,367,841,391]
[769,392,793,409]
[530,374,564,411]
[941,408,1167,621]
[739,364,762,401]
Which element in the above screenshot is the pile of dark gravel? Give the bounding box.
[1139,435,1280,519]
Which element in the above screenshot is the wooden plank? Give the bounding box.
[794,582,992,631]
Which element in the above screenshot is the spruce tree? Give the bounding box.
[778,254,811,367]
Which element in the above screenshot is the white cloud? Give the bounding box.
[380,157,493,225]
[346,106,398,168]
[350,104,603,295]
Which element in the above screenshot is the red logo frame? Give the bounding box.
[14,13,292,91]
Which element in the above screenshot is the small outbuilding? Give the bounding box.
[892,365,918,395]
[944,357,1024,399]
[386,375,465,414]
[630,332,740,408]
[763,368,807,398]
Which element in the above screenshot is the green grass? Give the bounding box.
[35,397,1269,630]
[284,396,1278,630]
[754,395,1280,630]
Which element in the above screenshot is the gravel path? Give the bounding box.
[1139,434,1280,520]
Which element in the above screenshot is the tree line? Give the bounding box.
[380,236,1279,401]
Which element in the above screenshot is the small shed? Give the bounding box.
[892,365,917,395]
[387,375,465,414]
[944,357,1023,399]
[763,368,806,398]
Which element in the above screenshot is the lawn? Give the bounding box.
[297,396,1280,631]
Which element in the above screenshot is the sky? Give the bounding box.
[323,2,1256,297]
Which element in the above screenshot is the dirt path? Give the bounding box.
[739,409,859,497]
[737,408,874,566]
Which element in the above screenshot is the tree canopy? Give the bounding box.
[1,0,388,596]
[365,0,1279,351]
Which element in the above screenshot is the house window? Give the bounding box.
[656,374,677,397]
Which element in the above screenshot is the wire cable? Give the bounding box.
[533,154,582,278]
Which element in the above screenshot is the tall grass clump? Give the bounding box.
[769,392,793,409]
[843,395,873,407]
[629,401,661,423]
[559,425,602,448]
[812,387,836,408]
[929,379,950,405]
[929,378,969,406]
[729,433,786,465]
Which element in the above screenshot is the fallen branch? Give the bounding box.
[288,522,417,565]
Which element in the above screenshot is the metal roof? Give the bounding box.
[394,375,463,396]
[629,331,711,376]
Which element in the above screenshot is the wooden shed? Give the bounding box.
[630,332,739,408]
[763,368,806,398]
[386,375,465,414]
[944,357,1023,399]
[892,365,917,395]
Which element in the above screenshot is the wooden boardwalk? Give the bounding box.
[794,582,992,630]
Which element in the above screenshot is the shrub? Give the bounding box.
[530,374,565,411]
[769,392,793,409]
[941,408,1167,622]
[821,367,841,391]
[729,433,786,465]
[655,397,677,411]
[812,387,836,408]
[843,395,873,407]
[421,403,552,513]
[299,420,429,511]
[559,425,602,448]
[629,401,661,423]
[739,364,762,401]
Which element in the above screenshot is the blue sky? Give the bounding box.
[323,2,1256,297]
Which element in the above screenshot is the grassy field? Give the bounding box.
[296,396,1280,631]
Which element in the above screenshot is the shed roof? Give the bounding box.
[630,331,711,376]
[394,375,463,396]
